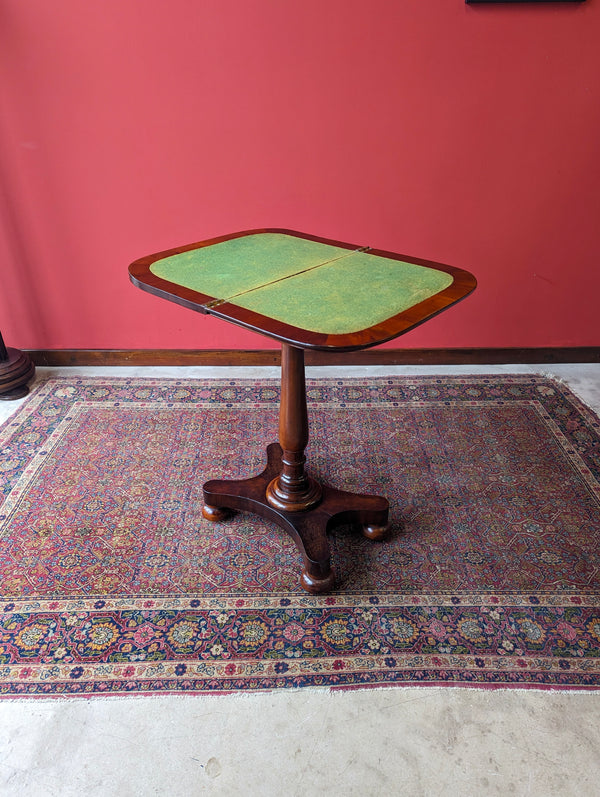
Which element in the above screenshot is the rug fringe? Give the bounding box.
[3,682,598,704]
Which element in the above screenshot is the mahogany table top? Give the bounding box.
[129,229,476,351]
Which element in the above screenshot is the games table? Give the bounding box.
[129,229,476,593]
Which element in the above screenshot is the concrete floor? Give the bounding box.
[1,363,599,797]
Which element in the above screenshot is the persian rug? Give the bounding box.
[0,375,599,697]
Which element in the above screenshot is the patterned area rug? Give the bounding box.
[1,375,599,697]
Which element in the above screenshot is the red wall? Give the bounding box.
[1,0,598,351]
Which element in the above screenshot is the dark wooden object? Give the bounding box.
[129,229,477,593]
[0,331,35,400]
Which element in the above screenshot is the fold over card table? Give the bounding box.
[129,229,476,593]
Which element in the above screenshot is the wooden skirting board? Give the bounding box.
[27,348,600,367]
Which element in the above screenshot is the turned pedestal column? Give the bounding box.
[265,344,322,512]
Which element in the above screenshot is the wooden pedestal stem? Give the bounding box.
[265,344,322,512]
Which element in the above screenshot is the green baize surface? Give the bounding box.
[150,233,453,335]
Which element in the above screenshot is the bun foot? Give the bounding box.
[300,567,336,595]
[202,504,233,522]
[362,523,390,541]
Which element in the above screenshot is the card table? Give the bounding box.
[129,229,476,593]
